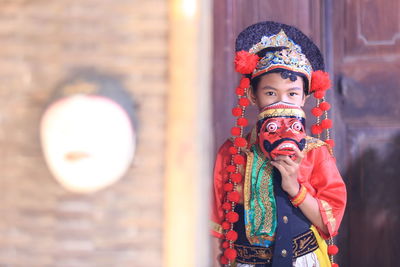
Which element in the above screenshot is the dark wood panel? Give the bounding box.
[332,0,400,265]
[343,0,400,57]
[343,126,400,267]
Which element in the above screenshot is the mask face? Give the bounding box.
[259,116,306,160]
[40,95,136,193]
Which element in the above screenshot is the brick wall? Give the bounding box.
[0,1,167,266]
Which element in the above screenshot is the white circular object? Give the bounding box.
[40,95,135,193]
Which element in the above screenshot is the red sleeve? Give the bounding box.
[309,146,347,239]
[210,139,232,239]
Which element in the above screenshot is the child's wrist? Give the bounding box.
[290,184,307,207]
[285,182,300,198]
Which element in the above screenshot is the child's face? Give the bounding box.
[250,72,306,109]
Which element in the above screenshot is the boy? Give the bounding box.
[211,21,347,267]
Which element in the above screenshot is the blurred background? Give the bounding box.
[0,0,399,267]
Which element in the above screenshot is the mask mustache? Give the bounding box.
[263,138,306,152]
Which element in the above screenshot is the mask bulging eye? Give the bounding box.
[266,122,278,133]
[291,121,303,131]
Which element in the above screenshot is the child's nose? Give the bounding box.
[278,94,289,103]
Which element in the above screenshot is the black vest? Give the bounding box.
[233,169,310,267]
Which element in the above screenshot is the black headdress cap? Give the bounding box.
[235,21,325,71]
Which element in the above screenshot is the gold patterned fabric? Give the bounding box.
[249,30,313,85]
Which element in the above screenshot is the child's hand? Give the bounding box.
[270,146,304,197]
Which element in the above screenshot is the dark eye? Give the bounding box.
[266,91,275,96]
[291,121,302,131]
[266,122,278,132]
[289,92,298,96]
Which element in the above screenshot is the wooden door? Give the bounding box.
[332,0,400,266]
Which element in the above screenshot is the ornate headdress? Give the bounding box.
[220,21,339,266]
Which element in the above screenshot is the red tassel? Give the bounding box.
[234,137,247,148]
[224,248,238,260]
[233,154,245,165]
[319,101,331,111]
[222,241,230,249]
[227,191,240,203]
[321,119,333,129]
[223,183,234,192]
[235,87,245,96]
[331,263,339,267]
[226,165,236,173]
[328,245,339,255]
[226,230,238,241]
[325,139,335,148]
[220,255,229,265]
[237,117,248,127]
[228,146,238,154]
[239,97,250,107]
[222,202,232,210]
[234,51,260,74]
[311,70,331,92]
[232,107,242,117]
[231,127,241,136]
[222,221,230,230]
[226,211,239,223]
[311,107,323,117]
[239,77,250,89]
[314,91,325,99]
[311,124,323,135]
[231,173,243,183]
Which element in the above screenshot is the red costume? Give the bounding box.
[212,21,347,266]
[211,136,347,240]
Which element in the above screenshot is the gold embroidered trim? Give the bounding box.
[304,136,333,156]
[320,199,336,234]
[244,147,275,244]
[292,229,318,258]
[211,221,223,235]
[258,108,305,120]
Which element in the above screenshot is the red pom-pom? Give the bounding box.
[222,202,232,210]
[220,255,229,265]
[314,90,325,99]
[237,118,248,127]
[234,51,260,74]
[226,165,236,173]
[233,154,245,165]
[231,127,241,136]
[311,70,331,92]
[235,87,245,96]
[321,119,333,129]
[229,146,238,154]
[231,173,242,183]
[227,191,240,203]
[239,77,250,89]
[221,221,230,230]
[226,230,238,241]
[224,248,237,260]
[319,101,331,111]
[331,263,339,267]
[226,211,239,223]
[311,107,323,117]
[328,245,339,255]
[239,97,250,107]
[234,137,247,148]
[232,107,242,117]
[325,139,335,148]
[223,183,234,192]
[222,241,230,249]
[311,124,323,135]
